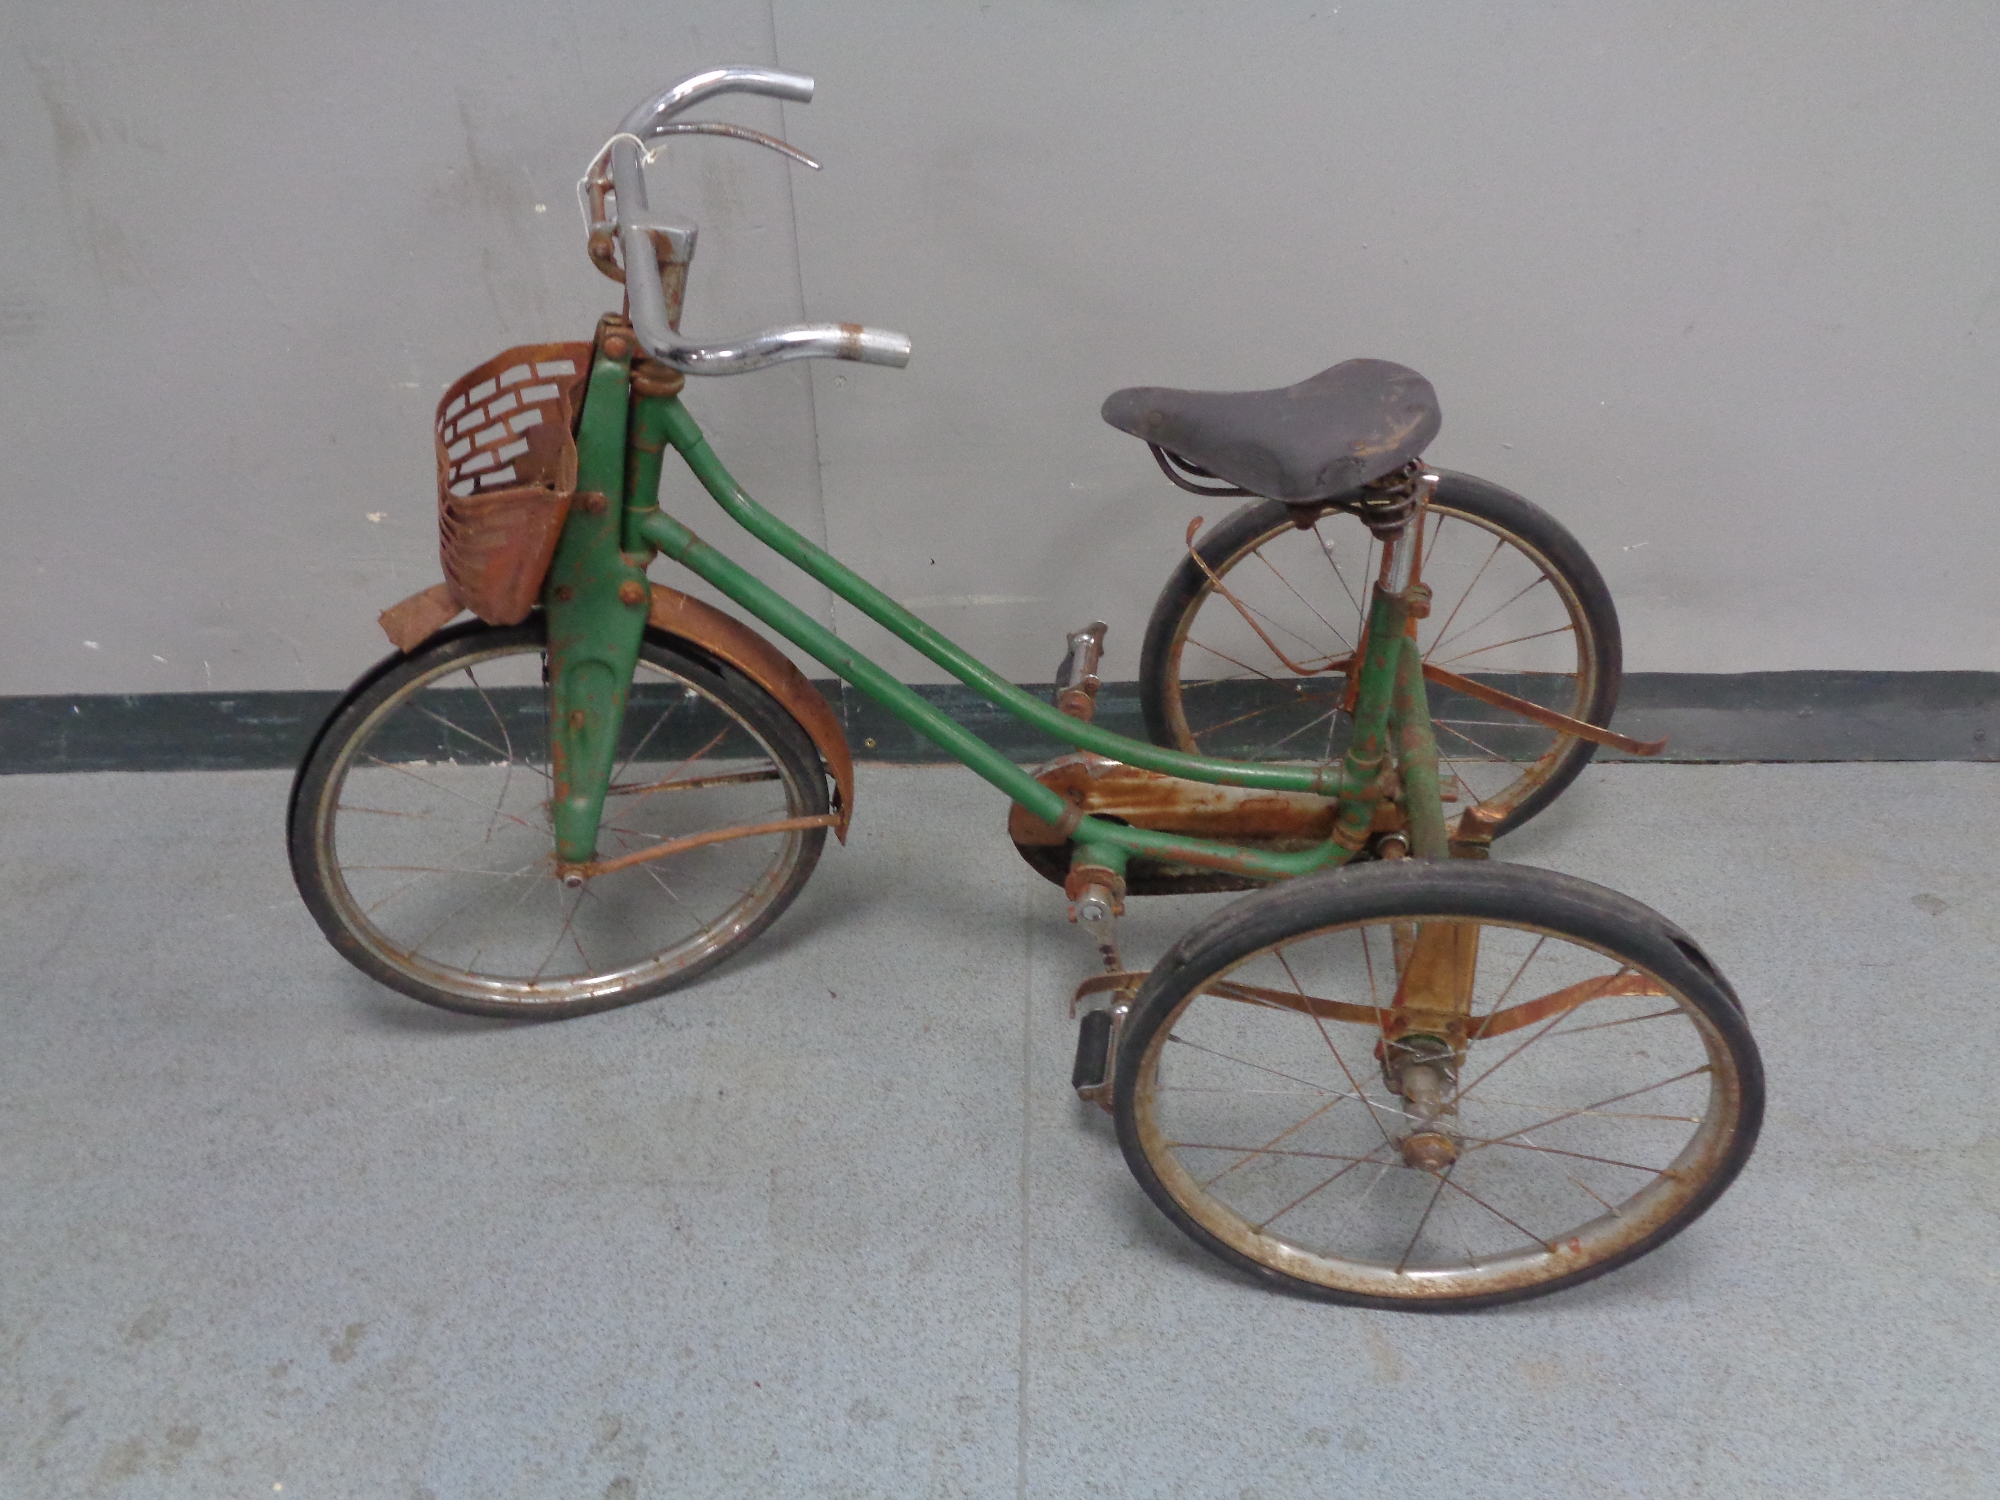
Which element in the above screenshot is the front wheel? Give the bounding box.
[1113,860,1762,1311]
[288,617,829,1019]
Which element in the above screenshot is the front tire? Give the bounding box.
[289,617,828,1019]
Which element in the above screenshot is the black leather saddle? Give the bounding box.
[1101,359,1440,504]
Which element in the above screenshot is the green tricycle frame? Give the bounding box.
[546,313,1440,885]
[289,65,1763,1313]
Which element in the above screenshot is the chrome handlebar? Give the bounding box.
[586,66,912,376]
[615,65,815,140]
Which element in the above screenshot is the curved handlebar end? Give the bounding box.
[617,66,815,141]
[838,326,912,368]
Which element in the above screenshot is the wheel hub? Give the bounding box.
[1385,1035,1462,1171]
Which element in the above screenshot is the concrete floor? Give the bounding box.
[1,762,1995,1499]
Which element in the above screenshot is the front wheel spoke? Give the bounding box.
[344,863,539,877]
[606,766,781,796]
[356,823,543,919]
[362,756,542,832]
[1464,1093,1698,1123]
[1171,1141,1402,1168]
[1569,1175,1620,1216]
[639,860,684,904]
[465,664,535,782]
[530,889,586,983]
[609,692,683,788]
[392,857,543,961]
[597,806,788,848]
[411,704,516,767]
[577,880,658,950]
[617,727,732,822]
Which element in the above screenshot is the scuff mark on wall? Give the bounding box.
[25,52,155,290]
[0,292,49,347]
[449,90,555,337]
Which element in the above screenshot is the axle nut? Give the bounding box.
[1400,1131,1459,1171]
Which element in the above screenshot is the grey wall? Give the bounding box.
[4,0,1995,693]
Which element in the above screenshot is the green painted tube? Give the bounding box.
[654,399,1341,800]
[622,392,678,556]
[1393,636,1449,859]
[637,505,1347,882]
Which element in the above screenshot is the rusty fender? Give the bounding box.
[372,580,854,840]
[1007,752,1342,849]
[647,584,853,841]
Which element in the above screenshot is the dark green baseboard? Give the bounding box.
[2,672,1996,774]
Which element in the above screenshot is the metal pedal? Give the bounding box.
[1071,1008,1115,1106]
[1054,621,1107,722]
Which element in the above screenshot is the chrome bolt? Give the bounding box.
[1073,883,1116,925]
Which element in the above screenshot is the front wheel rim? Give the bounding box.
[306,637,817,1009]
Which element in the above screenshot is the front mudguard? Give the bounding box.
[369,581,855,841]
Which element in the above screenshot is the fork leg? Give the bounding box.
[548,323,652,872]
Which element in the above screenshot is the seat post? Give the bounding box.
[1379,471,1437,595]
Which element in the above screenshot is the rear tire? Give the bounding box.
[1113,860,1762,1310]
[1138,474,1622,837]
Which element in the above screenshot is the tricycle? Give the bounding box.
[289,66,1762,1311]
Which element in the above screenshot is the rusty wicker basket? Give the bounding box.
[434,341,594,624]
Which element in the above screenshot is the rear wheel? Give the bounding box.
[1138,474,1622,837]
[289,617,828,1018]
[1113,860,1762,1310]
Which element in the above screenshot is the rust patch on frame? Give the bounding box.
[1008,752,1338,848]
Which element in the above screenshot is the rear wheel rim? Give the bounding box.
[1126,911,1750,1305]
[1159,504,1605,824]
